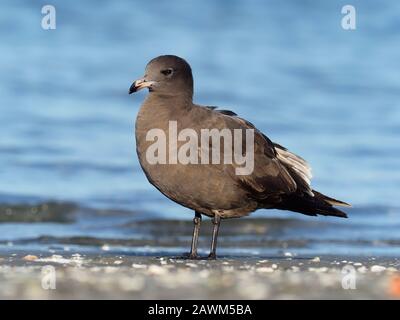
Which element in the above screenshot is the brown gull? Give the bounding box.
[129,55,350,259]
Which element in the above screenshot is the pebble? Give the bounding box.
[308,267,328,273]
[257,267,274,273]
[387,267,398,272]
[23,255,38,261]
[371,265,386,273]
[38,255,73,265]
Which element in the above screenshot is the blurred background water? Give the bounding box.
[0,0,399,257]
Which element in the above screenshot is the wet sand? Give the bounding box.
[1,253,399,299]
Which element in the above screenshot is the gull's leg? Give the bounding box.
[189,211,202,259]
[208,215,221,259]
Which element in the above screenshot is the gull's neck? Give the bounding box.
[144,92,194,111]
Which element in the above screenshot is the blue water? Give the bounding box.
[0,0,399,256]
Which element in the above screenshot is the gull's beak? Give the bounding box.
[129,78,155,94]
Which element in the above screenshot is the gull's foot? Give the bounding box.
[188,253,200,260]
[207,252,217,260]
[179,252,200,260]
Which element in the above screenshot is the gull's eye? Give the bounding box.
[161,68,173,76]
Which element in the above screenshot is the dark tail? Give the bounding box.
[275,190,350,218]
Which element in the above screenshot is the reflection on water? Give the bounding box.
[0,0,399,256]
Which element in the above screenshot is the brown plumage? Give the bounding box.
[129,55,350,259]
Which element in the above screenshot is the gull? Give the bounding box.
[129,55,350,259]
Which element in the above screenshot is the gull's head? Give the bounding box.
[129,55,193,98]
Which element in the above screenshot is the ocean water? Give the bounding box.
[0,0,399,257]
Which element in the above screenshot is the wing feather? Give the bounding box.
[204,107,298,200]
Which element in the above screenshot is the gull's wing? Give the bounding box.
[273,142,313,196]
[205,106,299,200]
[201,105,349,217]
